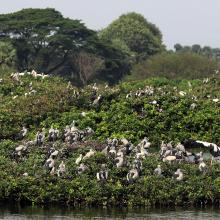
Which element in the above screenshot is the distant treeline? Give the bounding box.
[0,8,219,86]
[174,43,220,61]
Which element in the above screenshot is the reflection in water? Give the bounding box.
[0,204,220,219]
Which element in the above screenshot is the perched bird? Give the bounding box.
[83,149,95,160]
[96,164,108,182]
[199,160,207,174]
[21,126,28,138]
[163,155,176,163]
[93,95,102,105]
[154,165,162,176]
[127,166,139,183]
[75,154,83,165]
[115,155,124,168]
[45,157,55,173]
[50,150,59,158]
[57,161,66,177]
[23,172,29,177]
[77,163,88,175]
[173,169,183,181]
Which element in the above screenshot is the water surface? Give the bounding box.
[1,205,220,219]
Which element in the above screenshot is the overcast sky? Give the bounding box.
[1,0,220,49]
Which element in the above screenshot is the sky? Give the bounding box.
[1,0,220,49]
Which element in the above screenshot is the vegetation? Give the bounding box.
[99,12,164,61]
[1,8,220,208]
[0,8,131,86]
[1,72,220,206]
[174,43,220,61]
[127,52,219,81]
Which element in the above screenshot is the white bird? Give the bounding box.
[13,95,18,99]
[154,165,162,176]
[199,160,207,173]
[115,156,124,168]
[75,154,83,165]
[174,169,183,181]
[127,168,139,183]
[176,143,185,153]
[23,172,29,177]
[15,145,25,152]
[96,164,108,181]
[190,103,197,110]
[57,161,66,177]
[163,155,176,163]
[83,149,95,160]
[77,163,88,174]
[81,112,87,117]
[179,91,186,96]
[213,98,219,103]
[51,150,59,157]
[93,95,102,105]
[46,157,55,169]
[50,167,56,175]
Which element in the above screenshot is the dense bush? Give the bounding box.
[128,52,219,81]
[1,72,220,206]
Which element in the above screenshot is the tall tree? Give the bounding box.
[99,12,164,61]
[0,8,95,73]
[0,41,16,67]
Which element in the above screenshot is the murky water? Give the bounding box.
[0,205,220,220]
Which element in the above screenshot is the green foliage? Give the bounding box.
[1,72,220,206]
[174,43,220,61]
[0,8,131,86]
[128,52,219,81]
[99,12,164,61]
[0,41,16,68]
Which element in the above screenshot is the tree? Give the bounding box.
[70,51,104,86]
[192,44,201,54]
[0,8,132,86]
[0,8,95,74]
[99,12,164,61]
[0,41,16,68]
[130,52,219,80]
[174,43,183,52]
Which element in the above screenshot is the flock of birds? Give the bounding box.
[12,118,220,184]
[2,70,220,184]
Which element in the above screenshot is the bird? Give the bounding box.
[199,160,207,173]
[75,154,83,165]
[179,91,186,96]
[213,98,219,103]
[45,157,55,174]
[57,161,66,177]
[21,126,28,138]
[50,150,59,158]
[127,166,139,183]
[77,163,88,175]
[154,165,162,176]
[163,155,176,163]
[173,169,183,181]
[175,143,185,153]
[93,95,102,105]
[182,139,220,163]
[96,164,108,182]
[83,149,95,160]
[115,156,124,168]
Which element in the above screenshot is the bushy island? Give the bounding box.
[1,71,220,207]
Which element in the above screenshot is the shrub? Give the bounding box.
[128,52,219,81]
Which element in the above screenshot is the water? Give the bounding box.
[0,205,220,220]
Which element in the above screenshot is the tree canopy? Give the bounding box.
[0,8,131,86]
[99,12,164,61]
[128,52,219,81]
